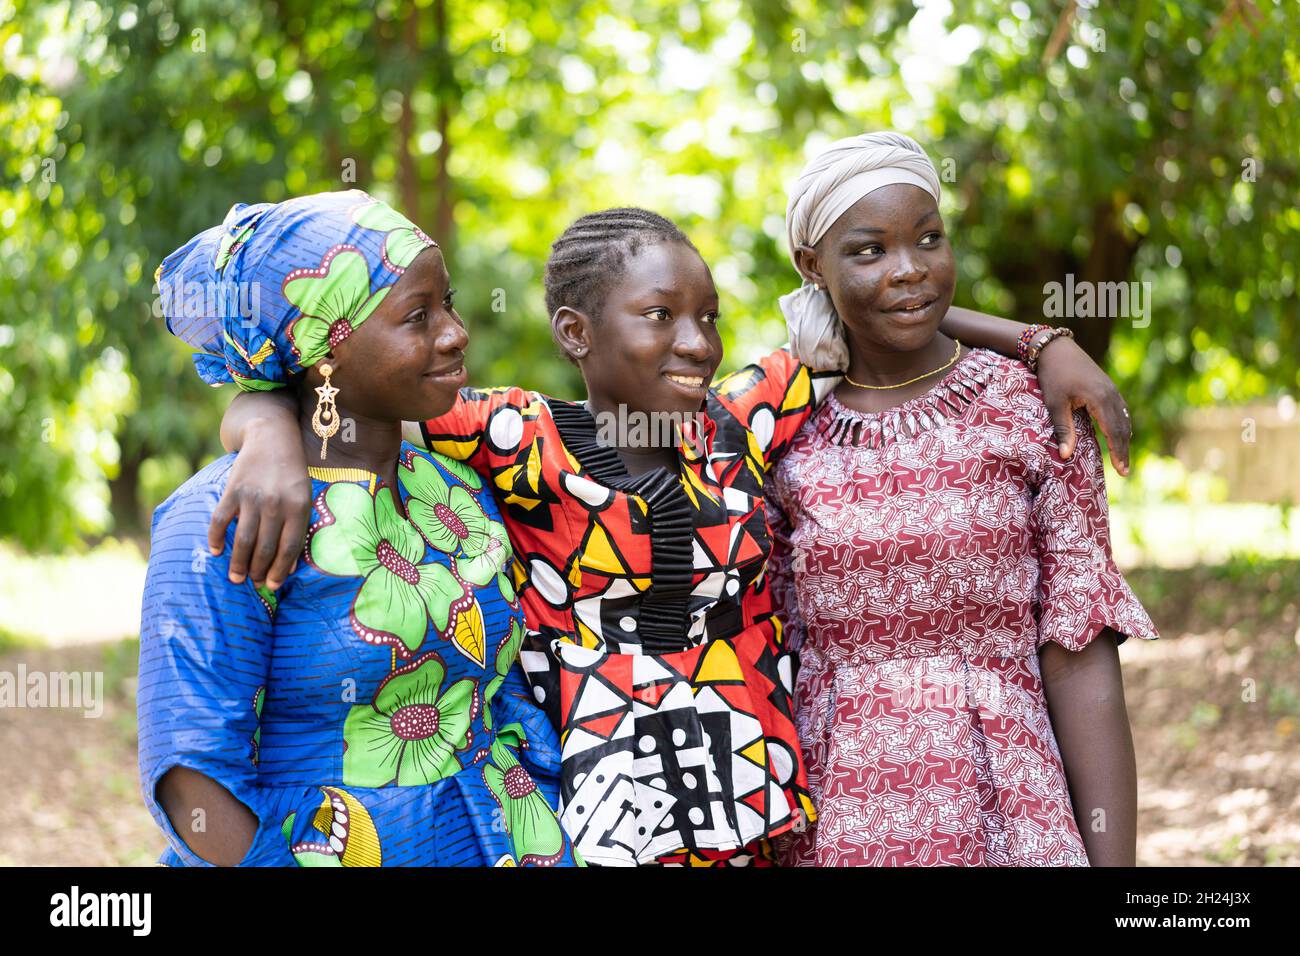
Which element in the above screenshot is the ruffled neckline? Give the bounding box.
[815,347,1002,448]
[545,399,698,653]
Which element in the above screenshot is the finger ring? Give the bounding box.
[1122,408,1130,418]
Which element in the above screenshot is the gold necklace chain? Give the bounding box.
[843,338,963,390]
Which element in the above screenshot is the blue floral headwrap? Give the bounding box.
[156,189,437,390]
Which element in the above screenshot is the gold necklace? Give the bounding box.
[843,339,962,390]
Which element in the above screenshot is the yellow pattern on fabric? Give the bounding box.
[739,738,768,768]
[223,330,273,368]
[494,464,545,511]
[525,441,543,493]
[452,601,487,667]
[429,436,480,463]
[695,639,744,683]
[247,339,275,367]
[713,366,760,398]
[580,522,629,575]
[780,367,811,413]
[307,466,378,495]
[799,792,818,824]
[680,474,700,510]
[576,620,601,649]
[312,787,382,867]
[681,466,720,507]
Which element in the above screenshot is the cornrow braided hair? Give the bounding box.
[543,207,698,323]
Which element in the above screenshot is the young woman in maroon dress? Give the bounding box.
[768,132,1157,866]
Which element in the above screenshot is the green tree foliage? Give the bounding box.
[1,0,1295,550]
[928,0,1299,446]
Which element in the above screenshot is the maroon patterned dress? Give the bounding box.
[766,348,1157,866]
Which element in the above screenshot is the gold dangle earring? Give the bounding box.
[312,363,340,460]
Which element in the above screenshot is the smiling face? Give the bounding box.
[561,240,724,417]
[319,246,469,422]
[797,183,956,354]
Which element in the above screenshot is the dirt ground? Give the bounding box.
[1,557,1296,867]
[1121,558,1300,865]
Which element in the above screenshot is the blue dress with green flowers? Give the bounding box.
[138,442,581,866]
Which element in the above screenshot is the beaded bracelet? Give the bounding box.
[1017,324,1050,365]
[1025,326,1075,373]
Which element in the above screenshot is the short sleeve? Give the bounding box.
[712,347,834,469]
[410,385,543,475]
[137,461,301,866]
[1031,411,1158,651]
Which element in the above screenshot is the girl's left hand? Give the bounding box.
[1036,337,1132,475]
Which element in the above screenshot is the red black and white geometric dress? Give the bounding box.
[766,348,1158,866]
[412,348,838,865]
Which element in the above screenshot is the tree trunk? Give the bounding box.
[109,445,145,536]
[432,0,455,258]
[1072,200,1140,365]
[398,9,422,225]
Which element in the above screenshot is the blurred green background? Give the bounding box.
[1,0,1297,865]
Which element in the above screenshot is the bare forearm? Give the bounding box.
[221,390,298,453]
[156,766,259,866]
[939,306,1029,358]
[941,307,1134,471]
[211,390,310,589]
[1040,630,1138,866]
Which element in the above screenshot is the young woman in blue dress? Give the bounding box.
[138,189,581,866]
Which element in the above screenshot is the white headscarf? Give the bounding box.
[780,131,942,370]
